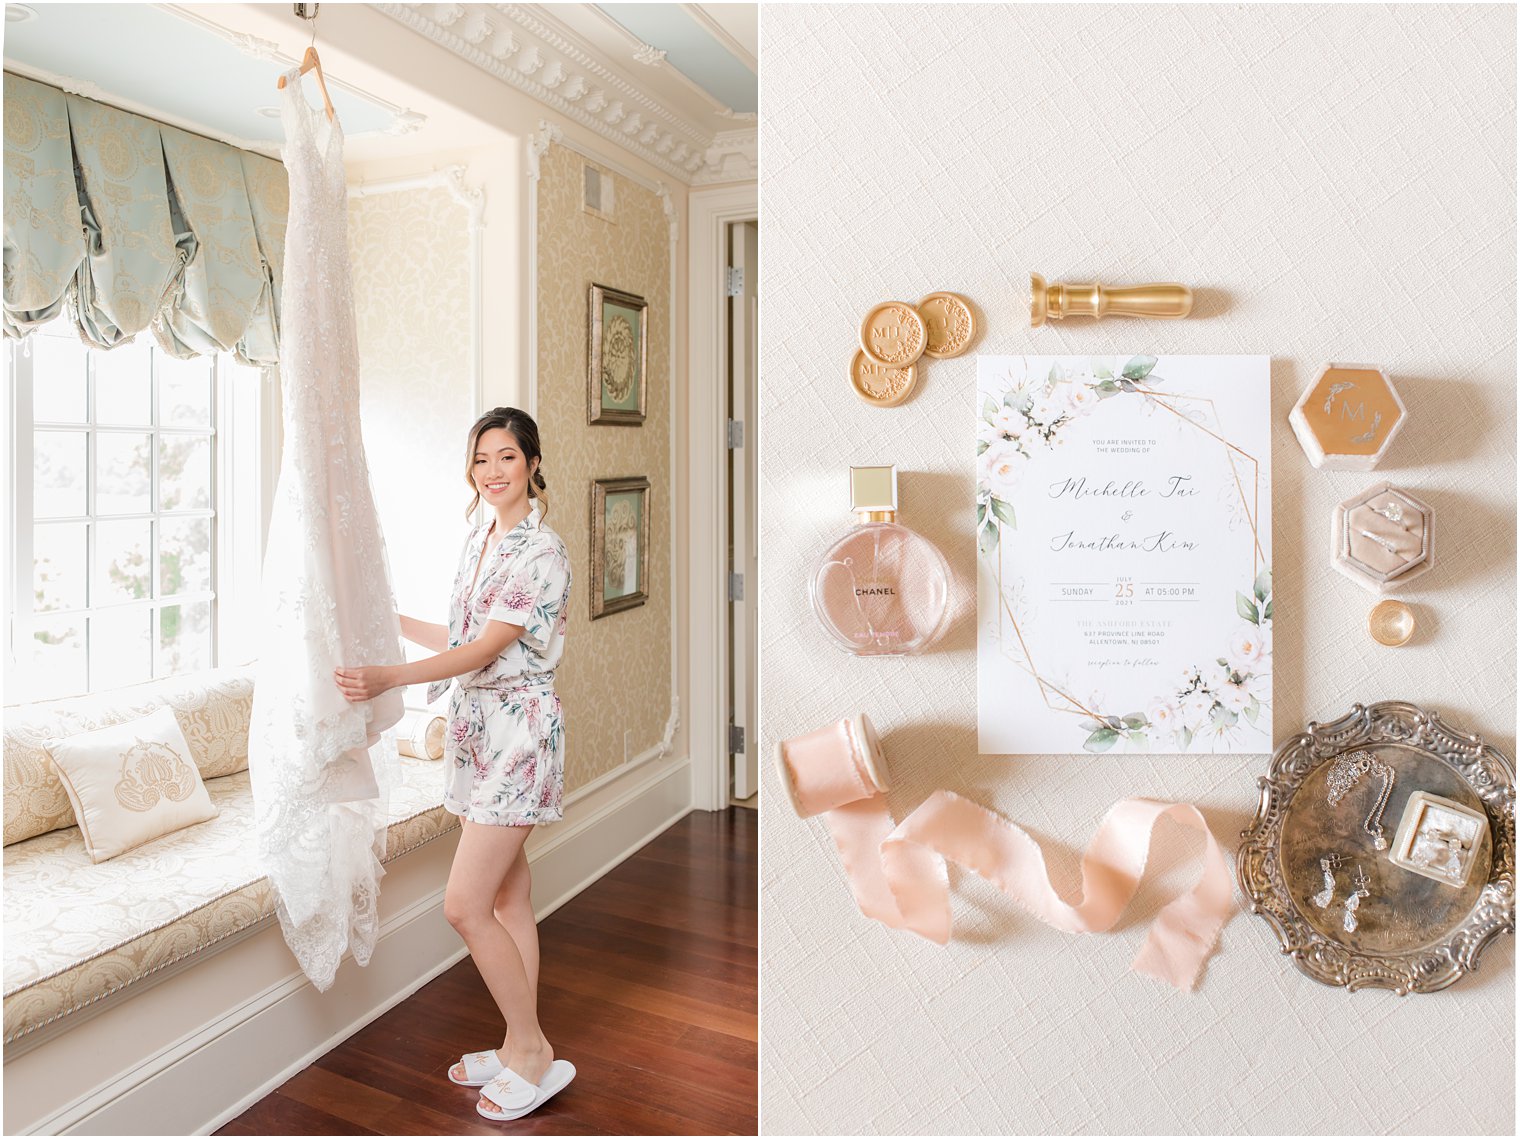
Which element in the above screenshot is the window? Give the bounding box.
[4,320,268,703]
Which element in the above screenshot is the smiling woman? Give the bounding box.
[338,405,576,1118]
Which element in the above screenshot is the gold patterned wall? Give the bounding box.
[536,143,672,792]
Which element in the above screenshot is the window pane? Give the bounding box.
[160,516,211,595]
[33,430,87,518]
[157,351,212,427]
[158,601,211,677]
[33,522,86,612]
[31,331,88,423]
[159,436,211,511]
[93,338,152,425]
[92,607,152,688]
[31,617,86,700]
[94,518,152,605]
[95,432,152,515]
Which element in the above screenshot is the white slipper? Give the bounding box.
[476,1059,577,1121]
[449,1049,504,1087]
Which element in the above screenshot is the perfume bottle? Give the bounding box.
[809,466,950,655]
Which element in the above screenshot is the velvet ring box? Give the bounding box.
[1289,363,1406,470]
[1331,482,1435,593]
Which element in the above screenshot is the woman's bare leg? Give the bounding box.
[443,820,553,1110]
[447,844,539,1081]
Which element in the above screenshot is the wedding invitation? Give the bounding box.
[976,355,1272,755]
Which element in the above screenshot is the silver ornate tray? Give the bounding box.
[1239,702,1515,993]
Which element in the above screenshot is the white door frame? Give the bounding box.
[687,183,758,812]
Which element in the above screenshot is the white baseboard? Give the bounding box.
[6,753,693,1136]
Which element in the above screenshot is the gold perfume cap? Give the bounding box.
[850,465,897,522]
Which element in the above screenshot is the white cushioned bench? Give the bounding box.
[2,667,460,1046]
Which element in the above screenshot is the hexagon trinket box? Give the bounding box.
[1331,482,1435,592]
[1289,363,1406,470]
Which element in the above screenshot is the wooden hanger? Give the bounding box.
[276,45,335,121]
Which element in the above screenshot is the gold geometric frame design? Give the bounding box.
[989,374,1266,725]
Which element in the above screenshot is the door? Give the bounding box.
[728,220,758,800]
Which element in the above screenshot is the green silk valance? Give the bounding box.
[3,72,289,365]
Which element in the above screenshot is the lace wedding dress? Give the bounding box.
[247,70,405,991]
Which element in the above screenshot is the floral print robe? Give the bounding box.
[430,508,572,826]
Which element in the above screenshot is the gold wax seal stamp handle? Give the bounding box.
[1030,271,1194,327]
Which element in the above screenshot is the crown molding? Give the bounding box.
[682,3,757,74]
[375,3,754,186]
[631,42,667,67]
[694,127,757,186]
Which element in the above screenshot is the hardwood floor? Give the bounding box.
[217,808,757,1136]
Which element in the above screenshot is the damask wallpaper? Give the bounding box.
[536,143,673,792]
[346,185,473,654]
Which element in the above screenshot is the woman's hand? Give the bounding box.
[334,665,400,703]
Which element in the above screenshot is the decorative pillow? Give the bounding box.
[44,706,220,863]
[3,667,253,847]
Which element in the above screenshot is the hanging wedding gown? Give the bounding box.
[248,69,405,991]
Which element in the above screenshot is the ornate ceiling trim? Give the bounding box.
[375,3,755,185]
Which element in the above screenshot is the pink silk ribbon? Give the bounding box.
[776,713,1237,991]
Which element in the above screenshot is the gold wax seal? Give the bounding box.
[859,301,926,367]
[1368,599,1415,647]
[849,351,917,407]
[917,292,975,358]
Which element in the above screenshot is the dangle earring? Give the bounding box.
[1311,853,1344,909]
[1342,866,1371,933]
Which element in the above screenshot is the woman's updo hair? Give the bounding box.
[464,406,550,520]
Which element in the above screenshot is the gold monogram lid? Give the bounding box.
[849,465,897,522]
[1289,363,1407,471]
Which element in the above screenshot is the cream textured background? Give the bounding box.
[536,142,673,791]
[759,4,1515,1135]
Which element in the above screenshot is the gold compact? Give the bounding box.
[1289,363,1407,470]
[1030,271,1193,326]
[849,351,917,408]
[917,292,976,358]
[859,301,926,367]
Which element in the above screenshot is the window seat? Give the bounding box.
[2,668,459,1046]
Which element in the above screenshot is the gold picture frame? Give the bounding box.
[590,476,651,618]
[587,283,648,426]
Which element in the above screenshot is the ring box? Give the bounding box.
[1331,482,1435,593]
[1388,791,1487,888]
[1289,363,1406,470]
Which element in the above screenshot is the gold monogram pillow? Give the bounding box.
[45,707,219,863]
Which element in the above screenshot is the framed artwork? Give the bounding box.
[588,283,648,426]
[590,476,651,618]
